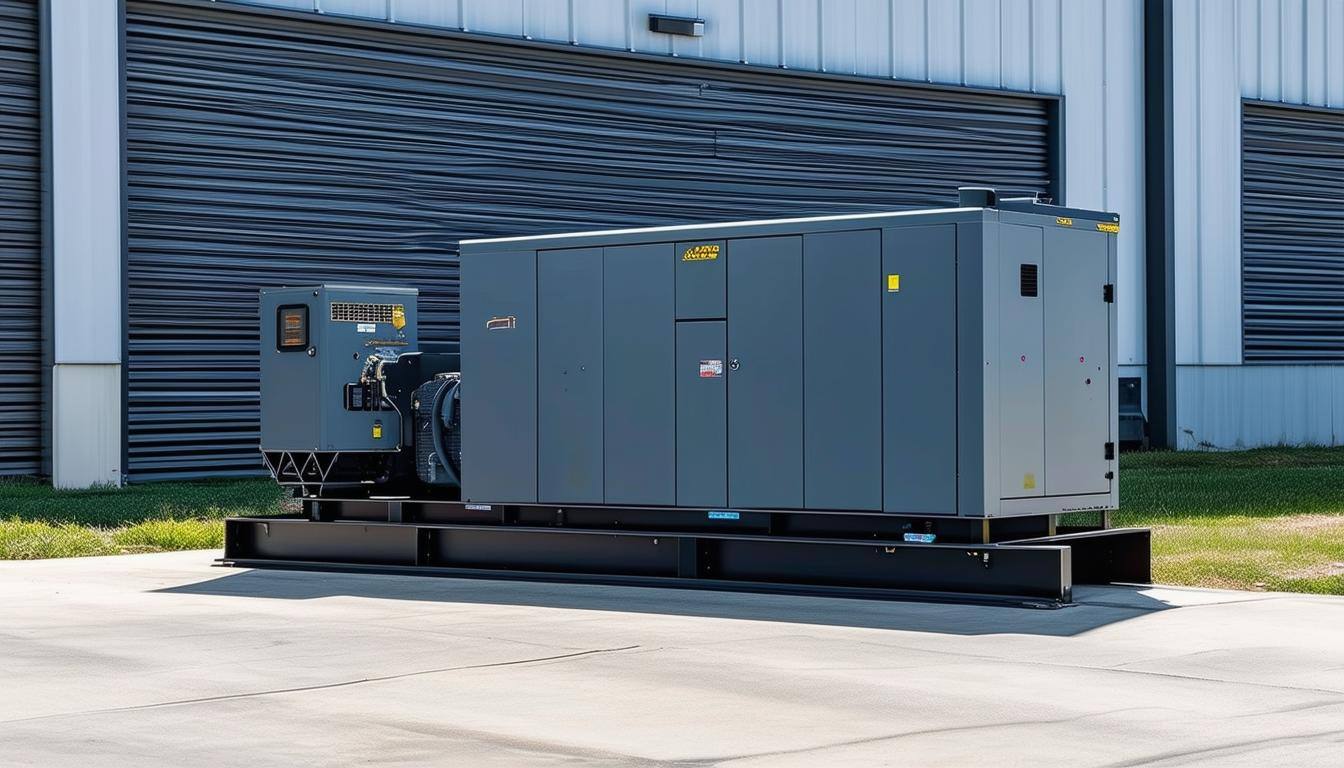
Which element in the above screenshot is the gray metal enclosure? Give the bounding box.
[461,203,1120,518]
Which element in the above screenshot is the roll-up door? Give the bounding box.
[1243,101,1344,362]
[0,0,41,476]
[124,0,1056,479]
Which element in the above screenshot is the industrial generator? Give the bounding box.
[227,189,1149,605]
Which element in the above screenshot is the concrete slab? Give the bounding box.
[2,551,1343,767]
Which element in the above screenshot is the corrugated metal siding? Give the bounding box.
[1242,102,1344,362]
[0,0,42,476]
[231,0,1149,368]
[1175,0,1344,366]
[124,0,1055,479]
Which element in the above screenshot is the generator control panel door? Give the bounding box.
[1043,228,1112,496]
[727,236,804,509]
[676,321,727,508]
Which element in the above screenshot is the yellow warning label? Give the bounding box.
[887,274,901,293]
[682,244,720,262]
[372,423,383,440]
[1097,222,1120,234]
[1055,217,1073,227]
[1023,473,1036,490]
[391,305,407,330]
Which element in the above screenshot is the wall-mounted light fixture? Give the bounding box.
[648,14,705,37]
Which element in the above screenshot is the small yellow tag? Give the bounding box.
[1097,222,1120,234]
[887,274,901,293]
[391,305,406,330]
[1055,217,1073,227]
[372,423,383,440]
[1023,473,1036,490]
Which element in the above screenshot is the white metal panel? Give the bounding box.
[780,0,820,71]
[697,0,741,62]
[890,0,926,80]
[1173,0,1200,365]
[1031,0,1061,93]
[320,0,384,18]
[1060,0,1104,206]
[525,0,572,42]
[1332,0,1344,106]
[1196,0,1241,365]
[925,0,962,83]
[1177,365,1337,449]
[1107,0,1145,366]
[572,0,626,48]
[853,0,891,76]
[50,0,122,364]
[1238,0,1259,97]
[52,364,122,488]
[462,0,523,35]
[1306,0,1329,105]
[391,0,459,27]
[740,0,780,65]
[1280,0,1306,103]
[1258,0,1282,100]
[963,0,1001,87]
[999,0,1032,91]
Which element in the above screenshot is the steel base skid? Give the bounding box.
[221,500,1151,607]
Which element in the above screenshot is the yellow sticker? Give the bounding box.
[1055,217,1073,227]
[1097,222,1120,234]
[682,244,720,262]
[372,423,383,440]
[1023,473,1036,490]
[391,305,407,330]
[887,274,901,292]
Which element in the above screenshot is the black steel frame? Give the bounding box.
[222,499,1150,608]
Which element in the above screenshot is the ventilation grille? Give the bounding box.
[1020,264,1038,297]
[331,302,397,323]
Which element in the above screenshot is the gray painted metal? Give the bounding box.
[675,321,726,508]
[537,247,603,504]
[259,285,418,452]
[460,250,537,504]
[675,240,726,321]
[803,230,881,512]
[603,244,675,506]
[997,224,1045,500]
[727,236,803,510]
[461,204,1118,518]
[1043,228,1111,496]
[0,0,40,476]
[123,0,1054,479]
[883,224,958,515]
[1242,101,1344,362]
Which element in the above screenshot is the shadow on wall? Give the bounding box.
[157,568,1174,639]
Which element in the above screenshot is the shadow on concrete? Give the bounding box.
[158,566,1176,637]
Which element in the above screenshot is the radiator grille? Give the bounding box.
[331,302,397,324]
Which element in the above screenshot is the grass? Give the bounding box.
[2,450,1344,595]
[0,477,291,560]
[1103,447,1344,594]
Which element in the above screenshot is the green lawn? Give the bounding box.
[0,478,291,559]
[3,450,1344,595]
[1107,448,1344,594]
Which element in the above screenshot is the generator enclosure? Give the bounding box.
[459,203,1120,518]
[260,284,419,452]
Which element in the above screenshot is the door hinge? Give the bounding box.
[1103,283,1115,303]
[1104,442,1115,461]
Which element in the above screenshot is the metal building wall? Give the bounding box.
[235,0,1149,372]
[123,0,1061,479]
[1174,0,1344,449]
[0,0,42,476]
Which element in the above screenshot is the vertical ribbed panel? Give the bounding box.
[0,0,41,476]
[124,0,1053,479]
[1242,102,1344,362]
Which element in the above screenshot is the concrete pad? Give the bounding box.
[2,551,1343,767]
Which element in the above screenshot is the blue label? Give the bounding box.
[708,511,740,521]
[903,533,937,544]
